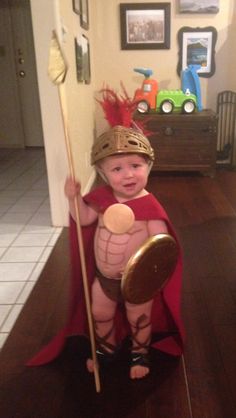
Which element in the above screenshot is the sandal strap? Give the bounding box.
[131,314,151,351]
[130,351,150,368]
[94,317,116,352]
[95,345,118,366]
[132,341,150,351]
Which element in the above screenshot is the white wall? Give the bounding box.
[57,0,96,192]
[30,0,69,226]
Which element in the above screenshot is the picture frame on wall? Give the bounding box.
[179,0,219,14]
[81,34,91,84]
[72,0,80,15]
[120,3,171,50]
[80,0,89,30]
[75,35,91,84]
[177,26,217,77]
[74,37,83,82]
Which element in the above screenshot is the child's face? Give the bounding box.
[99,153,150,201]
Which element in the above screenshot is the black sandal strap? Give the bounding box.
[130,351,150,368]
[92,317,118,366]
[94,317,116,352]
[95,345,118,366]
[130,314,151,351]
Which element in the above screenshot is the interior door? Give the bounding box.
[0,0,25,147]
[0,0,44,148]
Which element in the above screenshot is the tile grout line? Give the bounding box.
[0,148,54,349]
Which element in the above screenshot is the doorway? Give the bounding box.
[0,0,43,148]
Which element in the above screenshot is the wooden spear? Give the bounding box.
[48,31,100,392]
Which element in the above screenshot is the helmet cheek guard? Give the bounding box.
[91,125,155,165]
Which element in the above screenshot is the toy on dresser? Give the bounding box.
[133,65,202,114]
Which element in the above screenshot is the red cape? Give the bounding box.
[28,186,185,366]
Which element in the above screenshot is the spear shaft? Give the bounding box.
[48,31,100,393]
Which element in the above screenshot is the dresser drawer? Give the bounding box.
[151,137,215,170]
[147,121,216,140]
[134,110,217,175]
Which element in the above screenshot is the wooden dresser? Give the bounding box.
[134,109,217,176]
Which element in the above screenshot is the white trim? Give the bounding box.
[83,168,97,195]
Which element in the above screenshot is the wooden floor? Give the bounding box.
[0,168,236,418]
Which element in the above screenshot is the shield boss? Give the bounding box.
[121,234,179,304]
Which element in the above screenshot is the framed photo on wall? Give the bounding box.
[179,0,219,14]
[177,26,217,77]
[75,35,91,84]
[74,37,83,82]
[72,0,80,15]
[81,34,91,84]
[120,3,171,50]
[80,0,89,30]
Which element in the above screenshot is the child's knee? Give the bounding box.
[91,305,114,322]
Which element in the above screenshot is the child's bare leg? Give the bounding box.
[87,277,117,373]
[125,299,153,379]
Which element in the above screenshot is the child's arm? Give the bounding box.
[147,219,169,236]
[64,177,98,225]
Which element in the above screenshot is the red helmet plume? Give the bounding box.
[97,83,137,128]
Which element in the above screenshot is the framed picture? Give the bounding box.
[80,0,89,30]
[179,0,219,14]
[75,35,91,84]
[74,37,83,82]
[177,26,217,77]
[72,0,80,15]
[120,3,171,50]
[81,35,91,84]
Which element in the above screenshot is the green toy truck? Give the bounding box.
[134,66,202,114]
[155,89,197,114]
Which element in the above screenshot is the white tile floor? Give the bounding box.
[0,148,62,350]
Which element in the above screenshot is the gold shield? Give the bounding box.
[121,234,179,304]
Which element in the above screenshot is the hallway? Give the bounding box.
[0,148,62,349]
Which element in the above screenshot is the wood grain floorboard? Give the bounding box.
[0,169,236,417]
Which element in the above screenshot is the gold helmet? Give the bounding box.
[91,125,154,165]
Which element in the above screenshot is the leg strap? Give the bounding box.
[130,352,150,368]
[130,314,151,352]
[93,317,118,365]
[94,317,116,352]
[95,345,117,366]
[130,315,151,373]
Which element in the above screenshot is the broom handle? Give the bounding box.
[58,84,100,393]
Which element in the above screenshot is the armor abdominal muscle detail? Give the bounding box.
[95,219,149,277]
[96,228,130,265]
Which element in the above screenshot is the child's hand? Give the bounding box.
[64,177,81,200]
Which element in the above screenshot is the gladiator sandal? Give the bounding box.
[130,351,150,369]
[94,317,118,366]
[129,314,151,371]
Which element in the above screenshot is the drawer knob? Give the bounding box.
[164,127,174,136]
